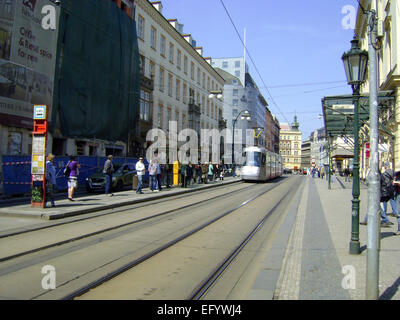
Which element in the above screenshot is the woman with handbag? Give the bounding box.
[67,156,80,201]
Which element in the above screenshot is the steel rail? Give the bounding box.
[61,177,288,300]
[0,182,265,263]
[188,183,296,300]
[0,180,248,239]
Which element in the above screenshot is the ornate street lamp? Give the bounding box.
[342,35,368,255]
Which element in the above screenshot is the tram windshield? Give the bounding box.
[244,152,261,167]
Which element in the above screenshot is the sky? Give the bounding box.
[161,0,360,140]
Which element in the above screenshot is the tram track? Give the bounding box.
[66,176,294,300]
[0,180,247,239]
[0,176,294,300]
[189,182,295,300]
[0,182,261,263]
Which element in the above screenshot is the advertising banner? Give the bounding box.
[0,0,59,128]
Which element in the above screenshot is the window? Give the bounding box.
[202,73,205,89]
[232,109,238,118]
[137,15,144,39]
[190,61,195,80]
[168,73,173,96]
[139,55,145,75]
[232,99,238,106]
[159,67,164,91]
[150,26,156,49]
[184,55,188,74]
[233,89,238,96]
[169,42,174,63]
[197,67,201,84]
[140,89,151,121]
[149,60,155,79]
[235,70,240,77]
[177,49,181,69]
[157,104,163,128]
[235,60,241,68]
[176,79,180,100]
[160,35,166,56]
[183,83,187,104]
[222,61,228,68]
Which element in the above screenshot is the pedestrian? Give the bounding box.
[344,166,350,182]
[164,161,171,188]
[135,157,145,194]
[180,163,188,188]
[45,153,57,208]
[196,162,202,184]
[67,155,80,201]
[187,162,193,186]
[148,160,158,192]
[380,162,395,226]
[208,163,214,182]
[103,155,114,196]
[156,161,162,191]
[202,163,208,184]
[391,171,400,235]
[360,162,395,227]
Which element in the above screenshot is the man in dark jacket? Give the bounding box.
[380,162,395,226]
[361,162,394,227]
[103,155,114,196]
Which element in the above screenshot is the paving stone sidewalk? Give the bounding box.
[251,175,400,300]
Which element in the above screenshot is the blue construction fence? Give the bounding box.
[1,155,148,196]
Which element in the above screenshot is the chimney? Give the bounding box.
[205,57,212,64]
[151,1,163,13]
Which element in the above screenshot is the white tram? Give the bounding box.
[240,146,283,182]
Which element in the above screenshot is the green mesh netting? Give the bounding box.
[51,0,140,142]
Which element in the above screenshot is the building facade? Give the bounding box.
[135,0,224,161]
[211,57,267,149]
[279,116,302,170]
[355,0,400,170]
[265,106,280,154]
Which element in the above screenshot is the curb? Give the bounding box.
[0,178,242,220]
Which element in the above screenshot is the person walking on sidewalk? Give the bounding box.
[344,166,350,182]
[360,162,395,227]
[391,171,400,235]
[103,155,114,197]
[45,154,57,208]
[67,156,80,201]
[135,157,145,194]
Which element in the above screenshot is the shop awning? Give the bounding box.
[321,91,394,139]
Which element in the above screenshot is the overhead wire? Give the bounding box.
[219,0,290,124]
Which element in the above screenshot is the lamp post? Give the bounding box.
[232,110,251,164]
[254,127,264,147]
[342,35,368,255]
[327,134,334,190]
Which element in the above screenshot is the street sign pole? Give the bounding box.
[366,9,380,300]
[31,105,48,208]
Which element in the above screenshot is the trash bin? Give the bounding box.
[132,175,138,190]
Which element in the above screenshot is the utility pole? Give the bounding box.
[366,8,381,300]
